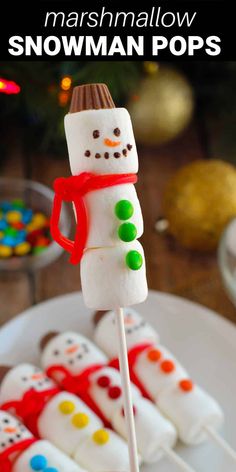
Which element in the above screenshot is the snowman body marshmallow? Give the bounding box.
[41,331,177,463]
[52,84,148,309]
[0,411,84,472]
[0,364,130,472]
[94,309,224,445]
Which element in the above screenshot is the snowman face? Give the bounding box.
[94,308,158,358]
[0,411,33,454]
[41,332,107,376]
[65,108,139,175]
[0,364,56,404]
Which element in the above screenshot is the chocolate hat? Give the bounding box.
[93,310,109,326]
[0,366,11,385]
[69,83,115,113]
[40,332,59,352]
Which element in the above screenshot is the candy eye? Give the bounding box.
[113,127,121,137]
[3,419,9,424]
[66,339,73,344]
[93,130,100,139]
[22,377,28,381]
[53,350,59,356]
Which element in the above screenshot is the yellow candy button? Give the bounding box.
[59,401,75,415]
[6,210,22,224]
[0,244,12,258]
[0,231,4,240]
[14,242,31,256]
[72,412,89,429]
[92,429,110,445]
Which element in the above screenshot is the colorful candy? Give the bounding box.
[0,199,52,259]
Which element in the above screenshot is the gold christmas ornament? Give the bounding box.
[128,67,194,146]
[163,160,236,251]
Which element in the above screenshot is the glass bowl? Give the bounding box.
[218,218,236,306]
[0,178,70,272]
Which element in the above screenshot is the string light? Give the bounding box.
[60,76,72,91]
[0,78,21,95]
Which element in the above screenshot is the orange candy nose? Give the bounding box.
[147,349,162,362]
[179,379,194,392]
[66,345,78,354]
[4,427,17,433]
[32,373,44,380]
[160,359,175,374]
[104,138,121,148]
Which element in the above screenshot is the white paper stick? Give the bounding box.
[161,444,197,472]
[115,307,140,472]
[205,426,236,462]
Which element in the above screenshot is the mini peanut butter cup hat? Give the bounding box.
[69,83,115,113]
[40,332,59,352]
[0,366,11,385]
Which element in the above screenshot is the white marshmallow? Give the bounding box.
[0,364,56,404]
[133,344,188,399]
[74,428,131,472]
[38,391,102,456]
[65,108,138,176]
[113,397,177,463]
[89,366,141,422]
[12,440,84,472]
[81,241,148,309]
[0,411,33,456]
[41,332,107,377]
[158,383,224,445]
[84,184,143,248]
[94,308,159,359]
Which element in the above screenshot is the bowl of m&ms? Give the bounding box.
[0,178,70,271]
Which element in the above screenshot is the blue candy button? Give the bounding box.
[30,454,48,470]
[0,219,7,231]
[2,236,17,247]
[22,208,33,224]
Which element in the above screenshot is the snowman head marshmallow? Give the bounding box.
[64,83,138,176]
[0,411,33,455]
[94,308,158,359]
[0,364,56,404]
[40,331,107,377]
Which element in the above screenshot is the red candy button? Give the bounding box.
[160,360,175,374]
[179,379,194,392]
[108,386,122,399]
[97,375,111,388]
[147,349,162,362]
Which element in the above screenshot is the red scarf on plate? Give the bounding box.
[0,438,37,472]
[51,172,137,264]
[1,387,60,437]
[46,363,111,427]
[109,343,153,399]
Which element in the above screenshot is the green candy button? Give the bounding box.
[118,222,137,242]
[126,250,143,270]
[115,200,134,220]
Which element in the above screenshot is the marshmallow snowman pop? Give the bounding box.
[0,411,85,472]
[50,83,149,472]
[94,308,236,464]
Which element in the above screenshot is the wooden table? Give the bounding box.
[0,125,235,327]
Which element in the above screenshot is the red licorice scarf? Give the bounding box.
[0,438,37,472]
[109,343,153,399]
[51,172,137,264]
[1,387,60,437]
[46,363,111,427]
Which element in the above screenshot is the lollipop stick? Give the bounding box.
[204,426,236,462]
[161,445,196,472]
[115,307,140,472]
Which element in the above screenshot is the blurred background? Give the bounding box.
[1,60,236,326]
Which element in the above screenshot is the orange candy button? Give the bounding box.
[147,349,162,362]
[179,379,194,392]
[160,360,175,374]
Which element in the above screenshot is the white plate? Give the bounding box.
[0,290,236,472]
